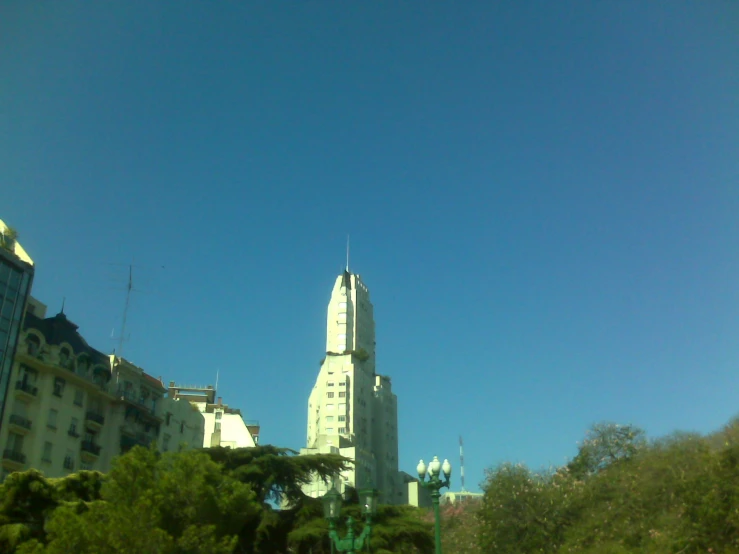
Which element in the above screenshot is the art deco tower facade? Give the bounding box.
[302,269,400,504]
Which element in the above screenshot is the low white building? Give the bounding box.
[167,383,259,448]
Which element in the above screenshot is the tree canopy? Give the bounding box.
[0,445,434,554]
[473,418,739,554]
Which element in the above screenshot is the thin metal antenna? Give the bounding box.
[60,297,66,314]
[116,264,133,359]
[460,435,466,492]
[346,235,350,272]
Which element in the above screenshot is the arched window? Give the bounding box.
[59,347,71,367]
[26,334,40,356]
[77,356,90,376]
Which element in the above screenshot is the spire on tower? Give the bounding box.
[346,234,350,272]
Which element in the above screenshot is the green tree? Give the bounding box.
[567,422,646,479]
[37,446,259,554]
[478,462,573,554]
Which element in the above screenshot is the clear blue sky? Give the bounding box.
[2,1,737,492]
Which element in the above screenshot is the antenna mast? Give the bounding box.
[117,264,133,359]
[460,435,466,492]
[346,234,350,272]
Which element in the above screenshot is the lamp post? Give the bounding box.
[417,456,452,554]
[321,485,379,553]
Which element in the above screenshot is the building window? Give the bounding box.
[326,428,334,433]
[215,411,222,420]
[53,378,65,398]
[69,417,78,435]
[326,416,334,422]
[338,427,346,434]
[77,357,89,376]
[327,382,335,387]
[163,434,171,452]
[339,382,346,386]
[48,409,58,430]
[42,442,52,462]
[338,415,346,422]
[327,392,334,398]
[63,452,74,471]
[20,364,37,384]
[74,389,84,406]
[7,432,24,454]
[339,403,346,410]
[326,404,334,410]
[339,391,346,398]
[26,334,40,356]
[59,347,71,367]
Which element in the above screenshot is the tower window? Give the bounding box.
[327,392,335,398]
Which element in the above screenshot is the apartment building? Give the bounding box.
[168,382,260,448]
[0,307,204,479]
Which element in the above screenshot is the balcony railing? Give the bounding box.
[9,414,32,430]
[15,380,38,397]
[117,388,159,418]
[3,449,26,464]
[85,410,105,426]
[80,441,101,456]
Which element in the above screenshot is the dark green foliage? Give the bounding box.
[352,348,370,361]
[478,418,739,554]
[0,444,432,554]
[203,444,349,505]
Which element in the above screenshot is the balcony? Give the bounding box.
[117,388,161,422]
[80,441,101,461]
[2,449,26,471]
[14,380,38,401]
[63,456,75,471]
[8,414,32,434]
[85,410,105,430]
[68,428,80,438]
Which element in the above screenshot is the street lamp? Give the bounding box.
[417,456,452,554]
[321,485,379,553]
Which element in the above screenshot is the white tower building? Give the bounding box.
[301,269,401,504]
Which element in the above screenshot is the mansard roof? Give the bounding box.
[23,311,109,366]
